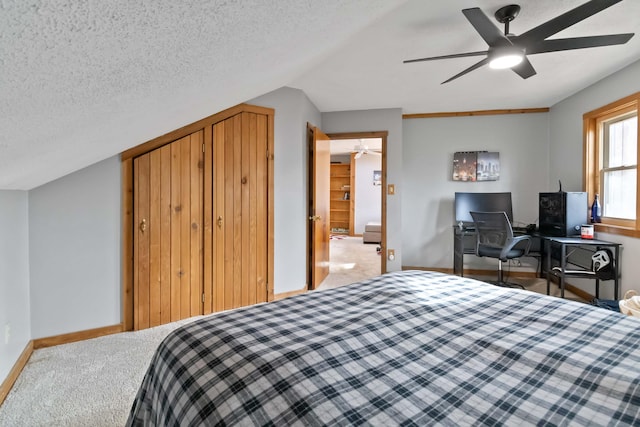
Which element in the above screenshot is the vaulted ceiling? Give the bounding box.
[2,0,639,189]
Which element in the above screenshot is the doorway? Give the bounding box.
[308,130,388,290]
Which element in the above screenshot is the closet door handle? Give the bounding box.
[217,216,223,228]
[139,219,147,233]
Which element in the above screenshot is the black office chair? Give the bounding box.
[470,211,532,289]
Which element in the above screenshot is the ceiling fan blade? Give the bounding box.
[511,57,537,79]
[517,0,625,45]
[462,7,512,48]
[442,57,490,84]
[354,151,363,159]
[525,34,634,55]
[404,50,487,64]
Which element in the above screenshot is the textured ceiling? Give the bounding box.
[1,0,639,189]
[0,0,405,189]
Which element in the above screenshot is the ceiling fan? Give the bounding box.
[353,143,381,159]
[404,0,634,84]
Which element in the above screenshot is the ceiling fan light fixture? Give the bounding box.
[488,47,524,69]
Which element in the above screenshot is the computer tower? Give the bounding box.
[539,192,588,236]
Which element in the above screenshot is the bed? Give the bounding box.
[127,270,640,426]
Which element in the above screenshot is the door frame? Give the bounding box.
[307,130,388,282]
[121,103,275,331]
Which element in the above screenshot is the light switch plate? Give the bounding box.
[388,184,395,195]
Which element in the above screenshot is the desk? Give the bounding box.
[453,227,476,276]
[454,228,621,299]
[543,236,621,300]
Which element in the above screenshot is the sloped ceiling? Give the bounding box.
[1,0,639,190]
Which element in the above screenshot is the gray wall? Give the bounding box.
[249,87,322,293]
[401,113,550,271]
[322,109,403,271]
[549,58,640,299]
[0,191,31,382]
[354,154,382,234]
[28,157,121,338]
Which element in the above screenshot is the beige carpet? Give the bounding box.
[0,317,203,427]
[0,240,586,426]
[317,235,382,290]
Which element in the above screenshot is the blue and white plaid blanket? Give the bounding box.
[127,270,640,426]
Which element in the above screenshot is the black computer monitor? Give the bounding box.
[454,192,513,227]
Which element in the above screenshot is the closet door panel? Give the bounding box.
[255,113,268,303]
[224,118,236,310]
[159,145,172,325]
[189,131,203,316]
[134,131,203,329]
[170,139,183,322]
[212,112,268,311]
[179,135,192,318]
[203,126,213,315]
[134,154,150,330]
[241,113,251,306]
[213,121,226,313]
[247,113,258,306]
[232,114,242,309]
[148,149,162,328]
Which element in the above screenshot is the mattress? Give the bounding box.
[127,270,640,426]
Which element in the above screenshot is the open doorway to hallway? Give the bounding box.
[318,136,385,289]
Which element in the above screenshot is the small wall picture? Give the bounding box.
[476,151,500,181]
[452,151,500,181]
[452,152,477,181]
[373,170,382,186]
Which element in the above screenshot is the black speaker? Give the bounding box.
[539,192,588,236]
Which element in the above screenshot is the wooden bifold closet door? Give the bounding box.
[133,131,203,330]
[129,105,273,331]
[210,112,268,312]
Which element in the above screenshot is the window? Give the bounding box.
[601,113,637,219]
[584,92,640,237]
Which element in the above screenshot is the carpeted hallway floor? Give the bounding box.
[317,235,382,290]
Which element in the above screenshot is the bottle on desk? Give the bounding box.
[591,194,602,223]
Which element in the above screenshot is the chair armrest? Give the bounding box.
[499,235,532,260]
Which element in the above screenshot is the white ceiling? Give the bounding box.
[2,0,639,189]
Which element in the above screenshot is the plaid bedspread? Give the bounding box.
[127,271,640,426]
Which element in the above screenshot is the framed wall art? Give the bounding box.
[452,151,500,182]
